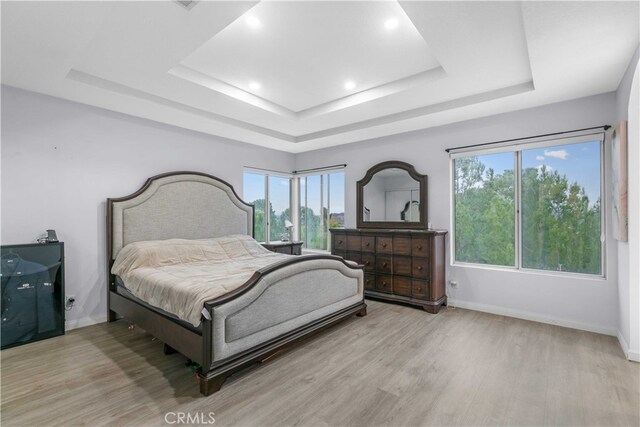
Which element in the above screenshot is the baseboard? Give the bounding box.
[617,331,630,359]
[65,316,105,331]
[617,331,640,362]
[448,298,618,337]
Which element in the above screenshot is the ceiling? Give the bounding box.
[2,1,638,153]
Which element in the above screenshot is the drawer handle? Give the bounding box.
[416,287,422,292]
[366,261,371,266]
[365,279,370,284]
[365,242,370,247]
[383,262,388,267]
[382,243,388,248]
[417,245,422,250]
[382,281,388,286]
[338,240,343,245]
[417,266,423,271]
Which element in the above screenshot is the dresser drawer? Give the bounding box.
[376,275,393,293]
[361,253,375,272]
[377,237,393,254]
[412,279,430,299]
[393,256,412,276]
[333,250,346,259]
[393,236,411,256]
[361,236,375,252]
[376,255,392,274]
[412,257,430,278]
[347,235,362,251]
[364,273,376,291]
[333,235,347,251]
[393,276,411,297]
[412,238,430,257]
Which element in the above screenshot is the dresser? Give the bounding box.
[330,229,447,313]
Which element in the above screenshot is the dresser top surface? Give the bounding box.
[330,228,447,236]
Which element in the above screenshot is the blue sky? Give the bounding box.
[477,140,601,204]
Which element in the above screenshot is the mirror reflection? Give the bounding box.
[362,168,420,222]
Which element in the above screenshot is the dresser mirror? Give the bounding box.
[357,161,428,229]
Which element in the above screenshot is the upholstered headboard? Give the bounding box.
[107,172,254,261]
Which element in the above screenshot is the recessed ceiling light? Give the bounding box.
[344,81,356,90]
[385,18,399,30]
[246,16,261,28]
[249,81,261,90]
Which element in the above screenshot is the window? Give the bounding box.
[268,175,291,242]
[299,171,345,250]
[454,152,516,266]
[452,136,603,275]
[243,171,291,243]
[244,168,345,249]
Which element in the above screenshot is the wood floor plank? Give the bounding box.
[1,301,638,426]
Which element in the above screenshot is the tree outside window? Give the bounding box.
[453,139,602,275]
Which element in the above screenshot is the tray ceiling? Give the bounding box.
[1,1,638,153]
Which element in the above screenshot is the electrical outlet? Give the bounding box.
[65,295,76,310]
[449,280,459,289]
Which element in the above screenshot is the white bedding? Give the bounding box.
[111,235,293,326]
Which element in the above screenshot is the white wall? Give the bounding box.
[615,44,640,361]
[0,85,294,329]
[296,92,620,335]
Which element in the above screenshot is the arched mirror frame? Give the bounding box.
[356,160,428,229]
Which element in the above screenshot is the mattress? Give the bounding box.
[111,235,294,327]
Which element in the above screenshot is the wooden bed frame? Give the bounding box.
[107,171,366,395]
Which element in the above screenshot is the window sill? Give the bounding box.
[451,261,607,281]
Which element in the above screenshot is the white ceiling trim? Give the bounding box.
[66,69,296,142]
[171,63,447,121]
[296,81,535,142]
[68,67,534,144]
[295,67,447,120]
[169,63,298,119]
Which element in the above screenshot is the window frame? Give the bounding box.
[242,169,293,244]
[297,170,346,251]
[449,133,606,278]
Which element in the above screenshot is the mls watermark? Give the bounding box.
[164,412,215,425]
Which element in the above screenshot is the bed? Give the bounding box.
[107,171,366,395]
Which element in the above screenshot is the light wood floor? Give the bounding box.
[2,301,638,426]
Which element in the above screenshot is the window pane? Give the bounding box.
[321,175,329,249]
[303,175,323,249]
[328,172,345,250]
[299,177,307,245]
[329,172,345,229]
[243,172,266,242]
[521,141,601,274]
[268,175,291,241]
[454,153,515,266]
[298,172,345,250]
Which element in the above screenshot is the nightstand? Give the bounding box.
[261,241,303,255]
